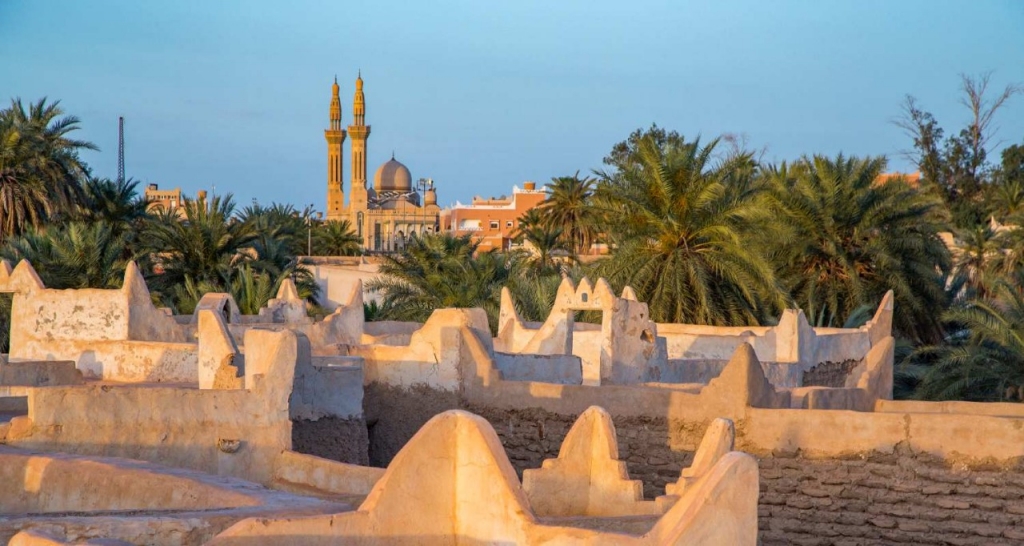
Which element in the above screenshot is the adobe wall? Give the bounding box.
[456,404,1024,546]
[291,416,369,466]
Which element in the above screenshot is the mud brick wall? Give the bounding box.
[802,359,860,388]
[292,417,370,466]
[758,449,1024,546]
[364,389,1024,544]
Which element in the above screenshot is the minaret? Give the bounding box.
[348,71,371,241]
[324,77,347,220]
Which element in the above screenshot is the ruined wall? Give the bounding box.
[802,359,860,387]
[459,405,1024,546]
[291,417,369,466]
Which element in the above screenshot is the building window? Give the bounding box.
[505,221,513,228]
[489,220,499,230]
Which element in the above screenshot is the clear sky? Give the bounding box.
[2,1,1022,210]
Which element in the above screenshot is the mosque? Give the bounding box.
[324,74,440,252]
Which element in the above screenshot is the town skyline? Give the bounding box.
[3,0,1023,211]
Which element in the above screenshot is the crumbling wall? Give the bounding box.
[459,404,1024,545]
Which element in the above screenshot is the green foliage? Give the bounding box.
[0,222,130,289]
[313,219,361,256]
[139,194,256,296]
[912,277,1024,401]
[367,233,520,332]
[0,98,95,239]
[765,155,951,343]
[513,208,571,275]
[591,133,786,325]
[538,173,600,256]
[76,177,149,235]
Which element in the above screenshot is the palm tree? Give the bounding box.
[591,134,786,326]
[0,221,130,289]
[513,209,570,274]
[538,173,599,256]
[77,177,149,234]
[367,233,521,332]
[0,98,95,222]
[229,264,280,315]
[238,202,306,257]
[950,224,1002,298]
[139,194,256,296]
[986,176,1024,222]
[914,276,1024,401]
[313,219,362,256]
[765,155,951,343]
[0,128,51,239]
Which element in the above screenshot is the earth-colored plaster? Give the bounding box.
[523,406,659,517]
[210,410,760,545]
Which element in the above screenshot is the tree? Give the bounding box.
[913,276,1024,402]
[0,222,130,289]
[77,177,149,236]
[895,73,1021,227]
[0,98,95,222]
[538,173,599,256]
[591,133,786,325]
[0,128,51,239]
[513,208,570,274]
[766,155,951,343]
[367,233,522,332]
[950,223,1002,299]
[313,219,362,256]
[139,194,256,297]
[0,98,97,239]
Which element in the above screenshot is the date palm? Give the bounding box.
[140,194,256,295]
[313,219,362,256]
[914,276,1024,401]
[513,208,569,274]
[591,134,786,325]
[77,177,149,234]
[0,221,130,289]
[0,98,95,223]
[367,233,523,332]
[539,173,599,256]
[765,155,951,343]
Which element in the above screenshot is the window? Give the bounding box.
[506,221,514,228]
[489,220,499,230]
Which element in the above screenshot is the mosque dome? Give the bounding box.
[374,156,412,193]
[424,187,437,206]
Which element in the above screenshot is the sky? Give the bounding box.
[2,1,1023,210]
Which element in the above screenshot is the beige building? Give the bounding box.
[324,74,440,252]
[143,183,183,213]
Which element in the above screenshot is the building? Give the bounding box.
[143,183,183,213]
[324,74,440,252]
[875,171,922,187]
[441,182,547,252]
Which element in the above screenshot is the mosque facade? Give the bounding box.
[324,74,440,252]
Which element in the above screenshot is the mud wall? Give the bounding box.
[365,395,1024,546]
[291,417,370,466]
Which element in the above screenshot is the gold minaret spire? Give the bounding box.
[349,71,371,192]
[324,76,347,219]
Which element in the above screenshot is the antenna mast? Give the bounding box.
[117,116,125,183]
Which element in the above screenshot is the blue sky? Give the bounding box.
[2,1,1022,210]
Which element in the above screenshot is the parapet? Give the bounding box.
[211,408,760,545]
